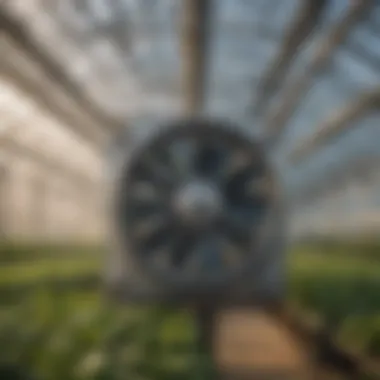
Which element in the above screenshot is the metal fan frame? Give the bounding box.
[114,118,280,293]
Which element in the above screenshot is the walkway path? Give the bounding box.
[213,309,314,379]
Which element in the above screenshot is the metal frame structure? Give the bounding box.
[263,0,374,143]
[253,0,329,117]
[0,135,96,190]
[290,87,380,162]
[0,6,124,144]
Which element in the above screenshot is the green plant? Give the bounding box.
[0,243,379,379]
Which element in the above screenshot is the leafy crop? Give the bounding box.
[0,244,378,379]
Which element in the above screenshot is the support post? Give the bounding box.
[181,0,212,115]
[194,305,218,378]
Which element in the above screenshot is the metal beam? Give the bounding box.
[0,36,107,147]
[348,153,378,182]
[0,6,124,137]
[289,88,380,163]
[345,40,380,73]
[291,152,379,207]
[253,0,328,116]
[0,135,97,190]
[264,0,373,143]
[181,0,212,114]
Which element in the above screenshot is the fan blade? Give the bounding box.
[170,229,197,268]
[129,182,162,203]
[136,214,175,253]
[190,236,224,275]
[126,181,172,225]
[127,202,164,222]
[225,166,268,210]
[219,214,253,249]
[224,170,252,208]
[222,151,252,180]
[194,142,225,178]
[245,177,272,201]
[220,236,244,269]
[139,151,177,188]
[169,139,197,179]
[133,214,169,241]
[150,245,173,272]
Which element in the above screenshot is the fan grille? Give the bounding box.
[117,119,276,289]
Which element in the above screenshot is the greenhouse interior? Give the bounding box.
[0,0,379,379]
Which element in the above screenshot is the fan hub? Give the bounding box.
[173,180,223,226]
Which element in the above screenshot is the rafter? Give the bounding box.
[349,154,378,183]
[345,40,380,73]
[293,154,379,209]
[253,0,328,116]
[0,37,107,147]
[0,135,97,190]
[289,88,380,163]
[367,11,380,35]
[264,0,373,142]
[181,0,212,114]
[0,6,124,137]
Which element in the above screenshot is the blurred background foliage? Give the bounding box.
[0,243,378,380]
